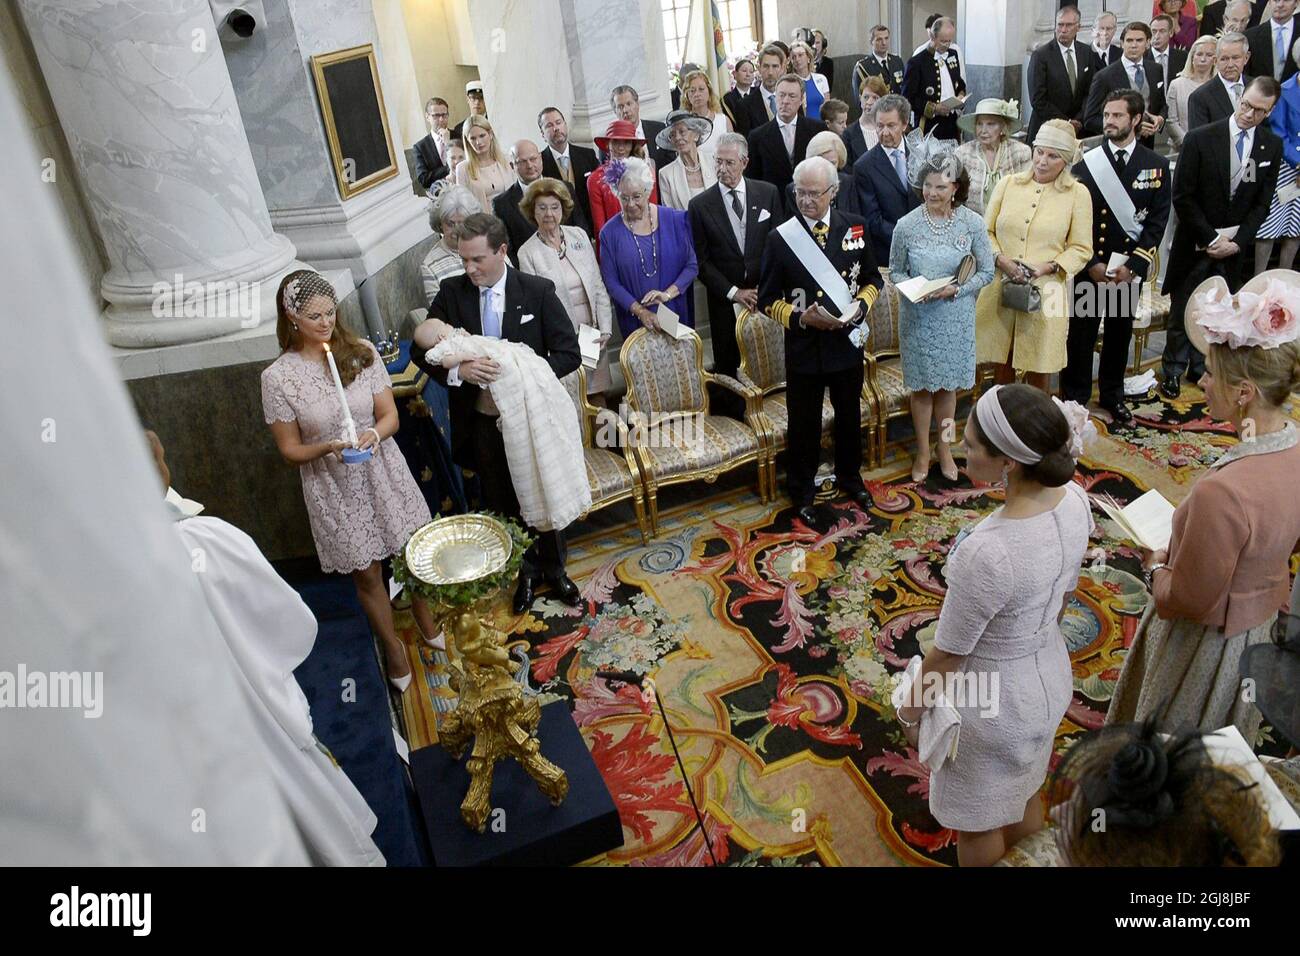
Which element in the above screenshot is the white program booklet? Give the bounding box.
[1106,252,1130,276]
[1279,179,1300,205]
[895,274,955,303]
[1202,726,1300,831]
[1096,488,1175,551]
[578,324,602,369]
[165,486,204,517]
[656,303,693,340]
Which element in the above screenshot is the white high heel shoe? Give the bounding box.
[421,631,447,651]
[388,668,413,693]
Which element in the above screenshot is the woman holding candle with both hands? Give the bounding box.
[261,270,439,694]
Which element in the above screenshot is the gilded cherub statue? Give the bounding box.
[440,610,569,831]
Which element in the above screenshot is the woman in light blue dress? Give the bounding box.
[889,151,994,482]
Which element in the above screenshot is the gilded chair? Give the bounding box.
[618,327,767,534]
[734,307,874,497]
[559,368,651,544]
[1094,258,1165,377]
[865,269,979,467]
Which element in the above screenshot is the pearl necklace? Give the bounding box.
[681,154,701,173]
[921,205,956,240]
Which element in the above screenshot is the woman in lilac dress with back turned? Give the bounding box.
[598,157,698,337]
[896,384,1094,866]
[261,271,439,694]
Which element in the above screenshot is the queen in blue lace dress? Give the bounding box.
[888,156,994,480]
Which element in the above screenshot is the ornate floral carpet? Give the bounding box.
[395,380,1289,866]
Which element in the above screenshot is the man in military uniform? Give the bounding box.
[901,17,967,140]
[853,24,905,95]
[757,156,882,530]
[1063,89,1171,425]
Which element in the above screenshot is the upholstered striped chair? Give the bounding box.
[559,368,650,543]
[734,307,872,498]
[862,270,910,467]
[619,327,767,533]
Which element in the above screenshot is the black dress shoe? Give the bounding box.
[796,504,820,529]
[545,573,582,607]
[512,576,537,614]
[1102,400,1134,426]
[846,487,873,509]
[1159,374,1181,400]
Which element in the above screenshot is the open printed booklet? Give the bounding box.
[1191,726,1300,831]
[894,274,955,303]
[1095,488,1175,551]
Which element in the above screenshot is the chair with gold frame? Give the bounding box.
[734,307,876,497]
[558,368,651,544]
[618,326,767,534]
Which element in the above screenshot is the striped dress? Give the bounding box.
[1260,76,1300,240]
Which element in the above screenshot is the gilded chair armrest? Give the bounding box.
[705,371,765,422]
[611,415,644,477]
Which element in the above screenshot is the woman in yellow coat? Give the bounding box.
[975,119,1093,392]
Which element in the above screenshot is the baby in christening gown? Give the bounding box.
[423,318,591,532]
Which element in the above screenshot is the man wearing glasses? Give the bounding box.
[1161,76,1282,398]
[414,97,452,192]
[757,156,881,529]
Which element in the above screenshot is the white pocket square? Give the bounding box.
[521,313,535,324]
[757,208,771,222]
[1260,161,1273,168]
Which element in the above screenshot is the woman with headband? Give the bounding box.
[1108,271,1300,738]
[895,383,1095,866]
[261,271,439,694]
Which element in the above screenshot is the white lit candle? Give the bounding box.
[322,342,359,446]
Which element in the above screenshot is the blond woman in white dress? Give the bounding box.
[455,115,512,210]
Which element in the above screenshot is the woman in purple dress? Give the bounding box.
[261,271,439,694]
[598,157,698,337]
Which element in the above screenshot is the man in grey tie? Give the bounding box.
[688,133,785,418]
[852,93,921,265]
[1188,32,1250,129]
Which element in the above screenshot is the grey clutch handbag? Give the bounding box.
[1001,261,1041,313]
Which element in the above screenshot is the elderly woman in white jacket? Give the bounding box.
[656,110,718,212]
[516,177,614,395]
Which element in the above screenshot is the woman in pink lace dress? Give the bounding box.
[261,271,437,693]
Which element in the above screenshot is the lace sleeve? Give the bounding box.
[366,342,393,395]
[260,363,296,424]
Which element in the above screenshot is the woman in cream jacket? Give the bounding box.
[516,177,614,395]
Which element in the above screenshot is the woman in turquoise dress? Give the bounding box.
[889,151,994,482]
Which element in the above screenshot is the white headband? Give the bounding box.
[975,386,1042,464]
[975,386,1096,465]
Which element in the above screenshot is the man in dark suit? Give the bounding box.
[411,213,582,613]
[1089,11,1122,69]
[1161,77,1282,396]
[451,80,488,141]
[1201,1,1265,38]
[1083,21,1168,149]
[1149,14,1189,89]
[747,74,827,193]
[1245,0,1300,82]
[492,140,545,265]
[1064,90,1172,425]
[688,132,784,418]
[413,97,452,192]
[537,107,597,236]
[902,17,967,141]
[609,85,673,172]
[1028,5,1095,142]
[746,44,789,131]
[852,94,920,267]
[1187,33,1250,129]
[757,156,881,529]
[723,58,757,137]
[853,24,905,97]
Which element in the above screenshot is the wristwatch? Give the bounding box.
[1143,562,1168,585]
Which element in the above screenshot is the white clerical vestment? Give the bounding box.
[172,506,385,866]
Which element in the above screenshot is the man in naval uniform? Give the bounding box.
[854,24,906,95]
[901,17,967,141]
[1063,89,1171,425]
[757,156,881,530]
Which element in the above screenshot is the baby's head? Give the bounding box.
[425,316,456,344]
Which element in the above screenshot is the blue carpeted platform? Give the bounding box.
[287,571,428,866]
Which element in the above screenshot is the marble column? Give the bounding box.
[219,0,428,282]
[957,0,1042,110]
[16,0,299,348]
[558,0,672,144]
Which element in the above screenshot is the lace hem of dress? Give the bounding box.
[319,543,404,576]
[264,412,299,425]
